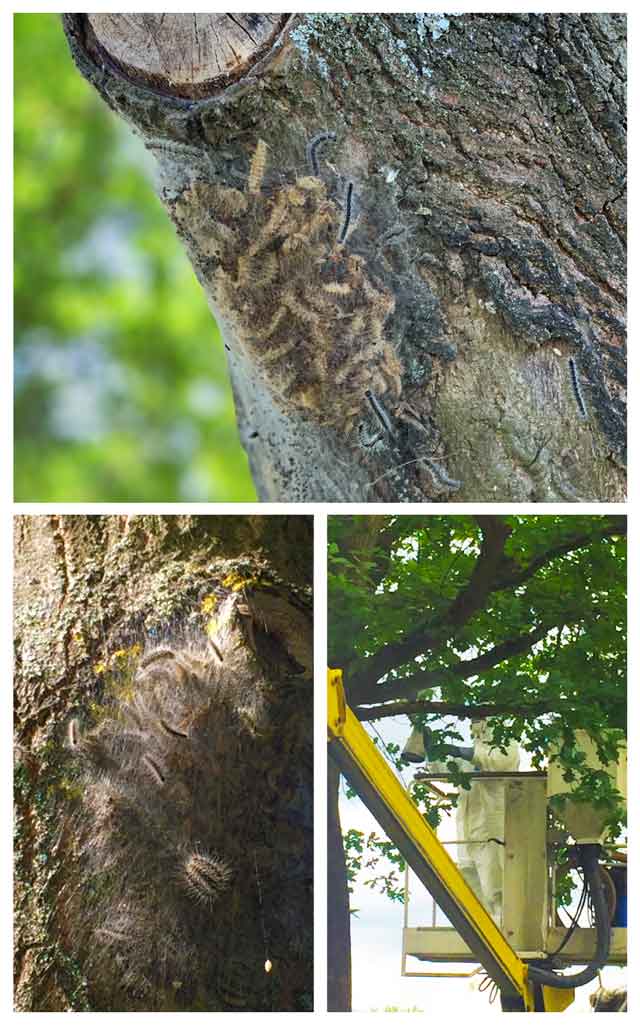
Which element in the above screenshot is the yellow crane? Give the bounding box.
[328,669,624,1012]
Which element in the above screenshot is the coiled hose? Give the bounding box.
[528,844,611,990]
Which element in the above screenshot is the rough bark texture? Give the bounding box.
[62,14,626,502]
[14,514,313,1011]
[327,761,351,1011]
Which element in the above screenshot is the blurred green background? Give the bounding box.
[14,14,256,502]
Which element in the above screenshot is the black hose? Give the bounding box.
[548,871,588,958]
[528,844,611,990]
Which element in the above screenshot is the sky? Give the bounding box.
[342,715,627,1014]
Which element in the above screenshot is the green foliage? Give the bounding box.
[344,828,406,903]
[329,515,627,841]
[14,14,255,501]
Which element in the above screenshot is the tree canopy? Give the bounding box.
[14,14,255,501]
[329,514,626,830]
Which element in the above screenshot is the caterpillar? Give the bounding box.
[568,356,588,419]
[62,592,312,1010]
[248,139,268,194]
[172,140,403,435]
[423,457,462,491]
[338,181,354,244]
[305,130,337,176]
[364,389,395,436]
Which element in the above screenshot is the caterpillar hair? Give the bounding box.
[159,719,189,739]
[248,139,268,194]
[138,647,180,670]
[182,850,233,907]
[364,390,395,436]
[305,131,337,177]
[62,614,313,1010]
[423,458,462,491]
[142,754,166,785]
[68,718,79,749]
[568,357,588,419]
[208,638,224,663]
[338,182,354,244]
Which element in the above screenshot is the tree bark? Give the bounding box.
[14,514,313,1011]
[62,13,626,502]
[327,761,351,1011]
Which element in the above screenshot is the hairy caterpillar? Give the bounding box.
[67,718,79,749]
[62,592,312,1011]
[364,389,394,436]
[171,139,403,435]
[182,851,233,908]
[568,356,588,419]
[247,139,268,194]
[422,457,462,491]
[305,130,337,177]
[338,181,354,244]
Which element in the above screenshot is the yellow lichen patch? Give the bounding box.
[201,594,217,615]
[239,579,258,593]
[222,571,243,589]
[58,778,84,801]
[205,617,219,639]
[93,643,142,702]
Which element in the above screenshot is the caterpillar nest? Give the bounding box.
[63,597,312,1010]
[172,140,403,434]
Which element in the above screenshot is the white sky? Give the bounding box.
[342,716,627,1014]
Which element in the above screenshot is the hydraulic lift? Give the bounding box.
[328,669,626,1012]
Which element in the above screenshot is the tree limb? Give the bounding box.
[348,515,626,698]
[350,620,557,704]
[355,700,569,721]
[62,14,626,502]
[495,516,628,591]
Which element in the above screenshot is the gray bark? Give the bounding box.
[14,514,313,1011]
[62,14,626,502]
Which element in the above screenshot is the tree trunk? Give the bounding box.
[14,514,313,1011]
[327,761,351,1011]
[62,13,626,503]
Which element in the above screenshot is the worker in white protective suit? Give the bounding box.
[402,719,520,924]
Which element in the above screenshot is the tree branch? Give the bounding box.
[348,516,512,693]
[355,700,568,721]
[495,516,627,591]
[347,516,626,699]
[350,621,555,704]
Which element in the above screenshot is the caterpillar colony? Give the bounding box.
[171,138,403,433]
[62,590,313,1010]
